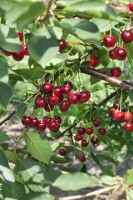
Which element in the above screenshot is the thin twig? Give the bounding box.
[39,0,53,22]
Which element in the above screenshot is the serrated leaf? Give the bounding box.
[24,132,52,164]
[53,172,101,191]
[0,82,12,107]
[16,103,27,119]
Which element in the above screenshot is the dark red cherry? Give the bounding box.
[121,30,133,43]
[81,139,89,147]
[115,46,127,60]
[54,86,64,97]
[75,133,83,141]
[31,118,39,127]
[48,121,60,132]
[93,119,101,127]
[63,85,71,94]
[48,95,60,105]
[12,51,24,61]
[68,93,79,104]
[103,35,116,47]
[21,116,32,126]
[63,81,73,89]
[128,3,133,12]
[111,67,121,77]
[37,121,47,131]
[59,148,66,156]
[35,96,46,108]
[59,39,67,52]
[17,32,23,41]
[43,116,51,125]
[98,127,106,135]
[78,154,86,163]
[77,127,85,134]
[21,42,29,55]
[113,101,120,109]
[114,111,125,121]
[109,108,116,117]
[54,116,62,124]
[85,127,93,135]
[79,91,91,102]
[60,100,70,112]
[89,57,99,67]
[90,136,99,144]
[109,48,117,60]
[124,122,133,131]
[124,111,132,121]
[2,49,14,56]
[42,82,53,93]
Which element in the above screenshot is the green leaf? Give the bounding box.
[6,1,45,23]
[0,133,10,143]
[24,132,52,164]
[124,170,133,186]
[96,154,116,164]
[28,27,58,67]
[53,172,101,191]
[96,48,110,67]
[101,175,118,186]
[0,58,8,78]
[20,192,54,200]
[0,82,12,107]
[0,24,22,52]
[9,74,23,86]
[16,103,27,119]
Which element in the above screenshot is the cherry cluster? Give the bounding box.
[109,101,133,131]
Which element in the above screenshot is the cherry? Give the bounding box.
[42,82,53,93]
[43,116,51,125]
[78,154,86,163]
[48,95,60,105]
[109,48,117,60]
[79,91,91,103]
[59,39,67,52]
[98,127,106,135]
[17,32,23,41]
[81,139,89,147]
[114,111,125,121]
[90,136,99,144]
[77,127,86,134]
[111,67,121,77]
[113,101,120,109]
[48,120,60,132]
[21,42,29,55]
[55,116,62,124]
[115,46,127,60]
[121,30,133,43]
[63,85,71,94]
[60,100,70,112]
[93,119,101,127]
[85,127,93,135]
[58,95,63,103]
[75,133,83,141]
[59,148,66,156]
[31,118,39,127]
[89,57,99,67]
[37,121,47,131]
[63,81,73,89]
[35,96,46,108]
[12,51,24,61]
[124,111,132,121]
[44,103,54,112]
[2,49,14,56]
[124,122,133,131]
[54,86,64,97]
[21,116,32,126]
[103,35,116,47]
[128,3,133,12]
[109,108,116,117]
[68,93,79,104]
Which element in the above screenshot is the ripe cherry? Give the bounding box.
[124,111,132,121]
[78,154,86,163]
[60,100,70,112]
[115,46,127,60]
[54,86,64,97]
[124,122,133,131]
[81,139,89,147]
[48,95,60,105]
[121,30,133,43]
[113,101,120,109]
[21,42,29,55]
[109,108,116,117]
[109,48,117,60]
[89,57,99,67]
[55,116,62,124]
[111,67,121,77]
[79,91,91,102]
[68,93,79,104]
[59,148,66,156]
[90,136,99,144]
[2,49,14,56]
[85,127,93,135]
[103,35,116,47]
[48,121,60,132]
[17,32,23,41]
[35,96,46,108]
[77,127,86,134]
[42,82,53,93]
[43,116,51,125]
[98,127,106,135]
[59,39,67,52]
[93,119,101,127]
[12,51,24,61]
[63,85,71,94]
[114,111,125,121]
[63,81,73,90]
[75,133,83,141]
[128,3,133,12]
[21,116,32,126]
[37,121,47,131]
[31,118,39,127]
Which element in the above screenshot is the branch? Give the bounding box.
[108,184,126,200]
[109,2,131,14]
[39,0,53,21]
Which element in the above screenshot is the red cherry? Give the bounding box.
[79,91,91,102]
[77,127,85,134]
[44,103,54,112]
[48,95,60,105]
[43,116,51,125]
[35,96,46,108]
[54,116,62,124]
[128,3,133,12]
[115,46,127,60]
[31,118,39,127]
[81,139,89,147]
[48,121,60,132]
[12,51,24,61]
[63,85,71,94]
[37,121,47,131]
[21,116,32,126]
[59,39,67,52]
[58,95,63,103]
[103,35,116,47]
[17,32,23,41]
[75,133,83,141]
[124,122,133,131]
[93,119,101,127]
[85,127,93,135]
[54,86,64,97]
[78,154,86,163]
[63,81,73,89]
[111,67,121,77]
[68,93,79,104]
[113,101,120,109]
[42,82,53,93]
[98,127,106,135]
[124,111,132,121]
[59,148,66,156]
[60,100,70,112]
[114,111,125,121]
[2,49,14,56]
[90,136,99,144]
[109,108,116,117]
[21,43,29,55]
[109,48,117,60]
[89,57,99,67]
[121,30,133,43]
